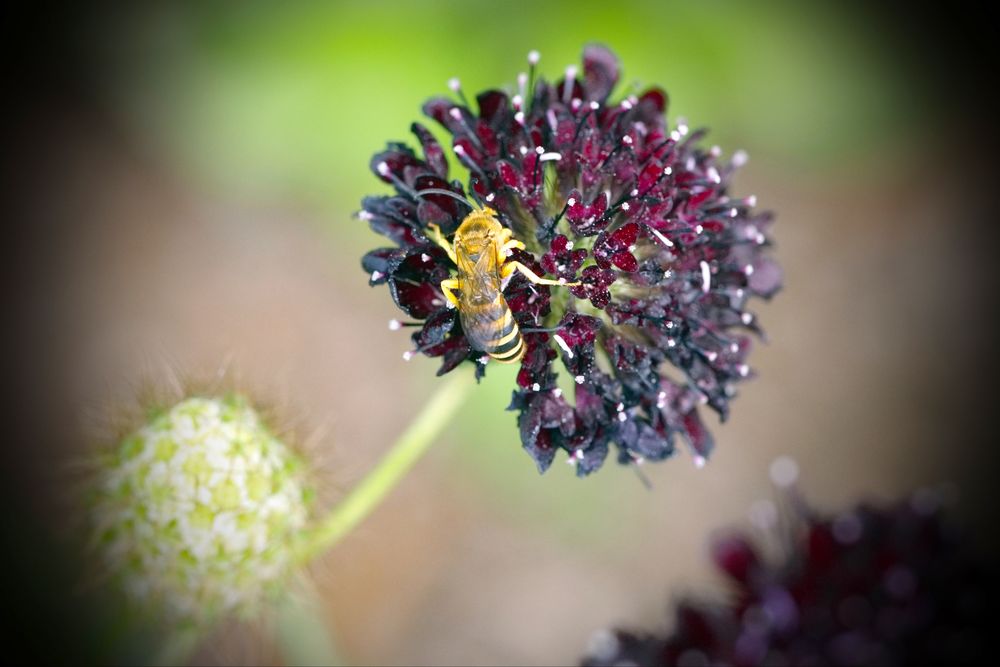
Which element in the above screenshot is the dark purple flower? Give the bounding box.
[359,45,779,475]
[581,488,994,666]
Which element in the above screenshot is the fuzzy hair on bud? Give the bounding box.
[90,394,310,624]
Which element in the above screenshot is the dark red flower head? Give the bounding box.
[360,45,780,475]
[582,488,994,665]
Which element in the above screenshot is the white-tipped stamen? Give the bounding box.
[448,77,461,92]
[562,65,577,104]
[402,350,415,361]
[388,319,402,331]
[376,162,390,176]
[552,334,574,358]
[693,455,707,469]
[575,375,585,384]
[700,260,711,293]
[539,152,562,162]
[528,50,540,65]
[748,499,778,529]
[648,225,674,248]
[371,270,384,282]
[732,149,749,167]
[770,456,799,488]
[546,108,558,131]
[532,382,541,391]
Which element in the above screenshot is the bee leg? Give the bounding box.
[494,228,526,263]
[500,239,526,259]
[503,260,581,287]
[425,223,458,264]
[439,278,461,309]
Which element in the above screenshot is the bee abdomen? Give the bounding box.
[486,309,524,364]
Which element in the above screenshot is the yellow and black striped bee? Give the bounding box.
[422,191,578,364]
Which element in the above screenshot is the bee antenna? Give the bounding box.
[520,326,565,334]
[415,188,482,211]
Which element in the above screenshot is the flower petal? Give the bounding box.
[582,44,620,102]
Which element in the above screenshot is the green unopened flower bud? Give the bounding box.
[91,394,310,624]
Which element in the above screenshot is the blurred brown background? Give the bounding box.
[2,2,997,665]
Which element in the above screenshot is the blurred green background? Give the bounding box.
[3,1,994,665]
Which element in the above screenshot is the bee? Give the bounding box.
[420,190,578,364]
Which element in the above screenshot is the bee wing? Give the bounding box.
[457,253,506,350]
[454,250,495,298]
[459,300,504,350]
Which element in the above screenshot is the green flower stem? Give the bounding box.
[295,370,473,563]
[275,583,342,666]
[151,626,201,667]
